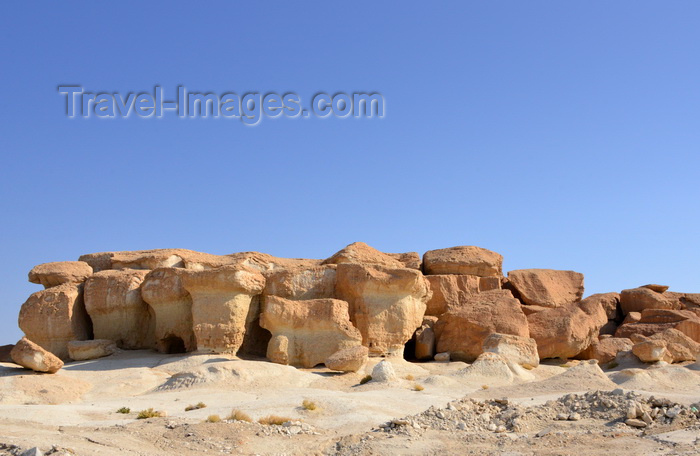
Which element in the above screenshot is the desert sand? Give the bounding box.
[1,351,699,456]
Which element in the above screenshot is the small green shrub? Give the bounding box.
[116,407,131,414]
[136,408,165,419]
[359,375,372,385]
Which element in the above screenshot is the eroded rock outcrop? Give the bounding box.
[323,242,420,270]
[11,337,63,373]
[28,261,93,289]
[434,290,529,362]
[263,265,337,300]
[632,328,700,363]
[615,309,700,342]
[423,246,503,277]
[260,296,362,368]
[18,283,91,359]
[620,287,680,314]
[84,269,154,349]
[335,264,430,356]
[507,269,584,308]
[482,333,539,369]
[181,266,265,354]
[576,337,633,364]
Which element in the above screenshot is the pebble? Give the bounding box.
[568,413,581,421]
[555,413,568,421]
[487,423,497,432]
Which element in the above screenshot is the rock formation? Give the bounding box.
[423,246,502,277]
[507,269,584,308]
[67,339,117,361]
[325,345,368,372]
[28,261,93,289]
[11,337,63,373]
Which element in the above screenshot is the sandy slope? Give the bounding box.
[0,352,699,455]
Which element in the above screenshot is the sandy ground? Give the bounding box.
[0,351,699,455]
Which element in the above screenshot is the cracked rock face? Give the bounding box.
[181,266,265,355]
[507,269,584,308]
[335,263,431,357]
[260,296,362,368]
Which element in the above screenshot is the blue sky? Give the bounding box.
[1,2,699,345]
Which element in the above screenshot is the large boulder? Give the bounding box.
[527,299,607,359]
[84,269,154,349]
[414,323,436,361]
[620,287,680,314]
[632,329,700,363]
[79,249,191,272]
[615,309,700,342]
[323,242,420,270]
[11,337,63,373]
[325,345,369,372]
[28,261,93,288]
[18,283,91,359]
[67,339,117,361]
[482,333,539,368]
[335,264,431,356]
[423,246,503,277]
[575,337,633,364]
[582,292,621,320]
[433,290,529,362]
[260,296,362,368]
[141,268,196,353]
[506,269,584,308]
[0,344,14,363]
[424,275,481,316]
[263,265,337,300]
[181,266,265,354]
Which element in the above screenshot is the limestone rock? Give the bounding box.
[225,252,321,273]
[28,261,93,288]
[527,299,607,359]
[259,296,362,368]
[424,275,480,316]
[141,268,196,354]
[84,269,154,349]
[434,352,450,362]
[371,359,397,382]
[576,337,633,364]
[620,287,679,314]
[482,333,539,368]
[582,292,621,320]
[10,337,63,373]
[335,264,430,356]
[79,249,190,272]
[641,284,669,293]
[632,339,673,363]
[0,344,14,363]
[325,345,369,372]
[615,309,700,341]
[423,246,503,277]
[181,266,265,354]
[263,265,337,300]
[507,269,584,308]
[18,283,91,359]
[433,290,529,362]
[67,339,117,361]
[323,242,420,270]
[414,324,436,361]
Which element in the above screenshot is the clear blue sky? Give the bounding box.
[1,3,699,345]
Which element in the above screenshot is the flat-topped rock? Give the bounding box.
[28,261,93,288]
[507,269,584,308]
[423,246,503,277]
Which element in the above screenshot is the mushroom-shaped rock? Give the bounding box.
[28,261,93,289]
[181,266,265,354]
[67,339,117,361]
[323,242,420,270]
[620,287,680,314]
[575,337,633,364]
[141,268,196,354]
[433,290,529,362]
[11,337,63,373]
[263,265,337,300]
[260,296,362,368]
[325,345,369,372]
[527,299,607,359]
[423,246,503,277]
[18,283,91,359]
[335,264,431,356]
[507,269,584,308]
[482,333,539,369]
[84,269,154,349]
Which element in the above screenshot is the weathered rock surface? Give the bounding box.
[632,328,700,363]
[424,275,480,316]
[260,296,362,368]
[615,309,700,342]
[414,324,436,361]
[84,269,153,350]
[582,292,621,320]
[527,299,607,359]
[641,284,669,293]
[263,265,337,300]
[325,345,369,372]
[507,269,584,308]
[620,287,679,314]
[28,261,93,288]
[371,359,397,382]
[18,283,91,359]
[141,268,196,354]
[0,344,14,363]
[632,338,672,363]
[434,290,529,362]
[576,337,633,364]
[423,246,503,277]
[181,266,265,355]
[335,264,430,356]
[323,242,420,270]
[482,333,539,368]
[10,337,63,373]
[67,339,117,360]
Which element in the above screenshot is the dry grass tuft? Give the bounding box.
[205,414,221,423]
[228,409,253,422]
[413,384,424,391]
[359,375,372,385]
[404,374,415,381]
[258,415,294,426]
[302,399,317,411]
[136,408,166,419]
[116,407,130,414]
[185,402,207,411]
[481,384,489,390]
